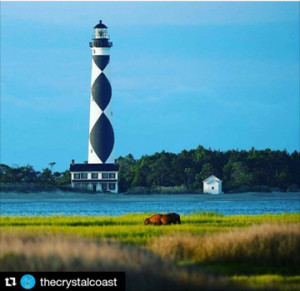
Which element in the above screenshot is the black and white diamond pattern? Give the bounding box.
[89,55,114,164]
[91,73,112,111]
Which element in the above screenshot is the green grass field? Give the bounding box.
[1,212,299,290]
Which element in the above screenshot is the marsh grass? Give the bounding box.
[194,262,299,276]
[1,212,299,290]
[2,212,298,227]
[1,212,298,244]
[0,232,239,291]
[148,223,300,269]
[231,275,300,291]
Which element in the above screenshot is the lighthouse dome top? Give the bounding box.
[94,20,107,29]
[90,20,112,48]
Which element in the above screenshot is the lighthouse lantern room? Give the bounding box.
[94,20,108,39]
[70,20,119,193]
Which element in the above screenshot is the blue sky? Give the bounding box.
[1,2,299,171]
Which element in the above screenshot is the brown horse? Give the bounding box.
[144,213,181,225]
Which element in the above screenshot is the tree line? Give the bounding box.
[118,146,300,193]
[1,146,299,193]
[0,163,70,191]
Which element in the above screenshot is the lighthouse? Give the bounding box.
[70,20,119,193]
[88,20,115,164]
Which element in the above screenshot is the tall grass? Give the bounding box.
[1,213,299,245]
[232,275,300,291]
[0,232,238,291]
[2,212,297,227]
[1,213,299,290]
[148,223,300,268]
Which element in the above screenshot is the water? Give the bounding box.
[1,191,299,216]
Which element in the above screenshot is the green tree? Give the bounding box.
[19,165,37,183]
[184,167,195,189]
[118,154,137,192]
[39,168,54,185]
[199,163,215,181]
[0,164,13,183]
[55,170,71,186]
[225,161,254,189]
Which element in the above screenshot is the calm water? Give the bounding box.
[0,192,299,216]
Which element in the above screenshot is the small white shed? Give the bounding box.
[203,175,223,194]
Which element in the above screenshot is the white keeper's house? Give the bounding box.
[203,175,223,194]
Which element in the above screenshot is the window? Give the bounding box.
[91,173,98,179]
[80,173,87,179]
[212,186,214,190]
[74,173,80,179]
[109,183,116,190]
[109,173,115,179]
[102,173,109,179]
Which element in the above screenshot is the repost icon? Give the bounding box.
[5,277,16,287]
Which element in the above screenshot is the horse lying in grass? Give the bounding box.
[144,213,181,225]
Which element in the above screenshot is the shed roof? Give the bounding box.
[203,175,222,183]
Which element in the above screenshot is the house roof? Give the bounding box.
[70,163,119,172]
[203,175,222,183]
